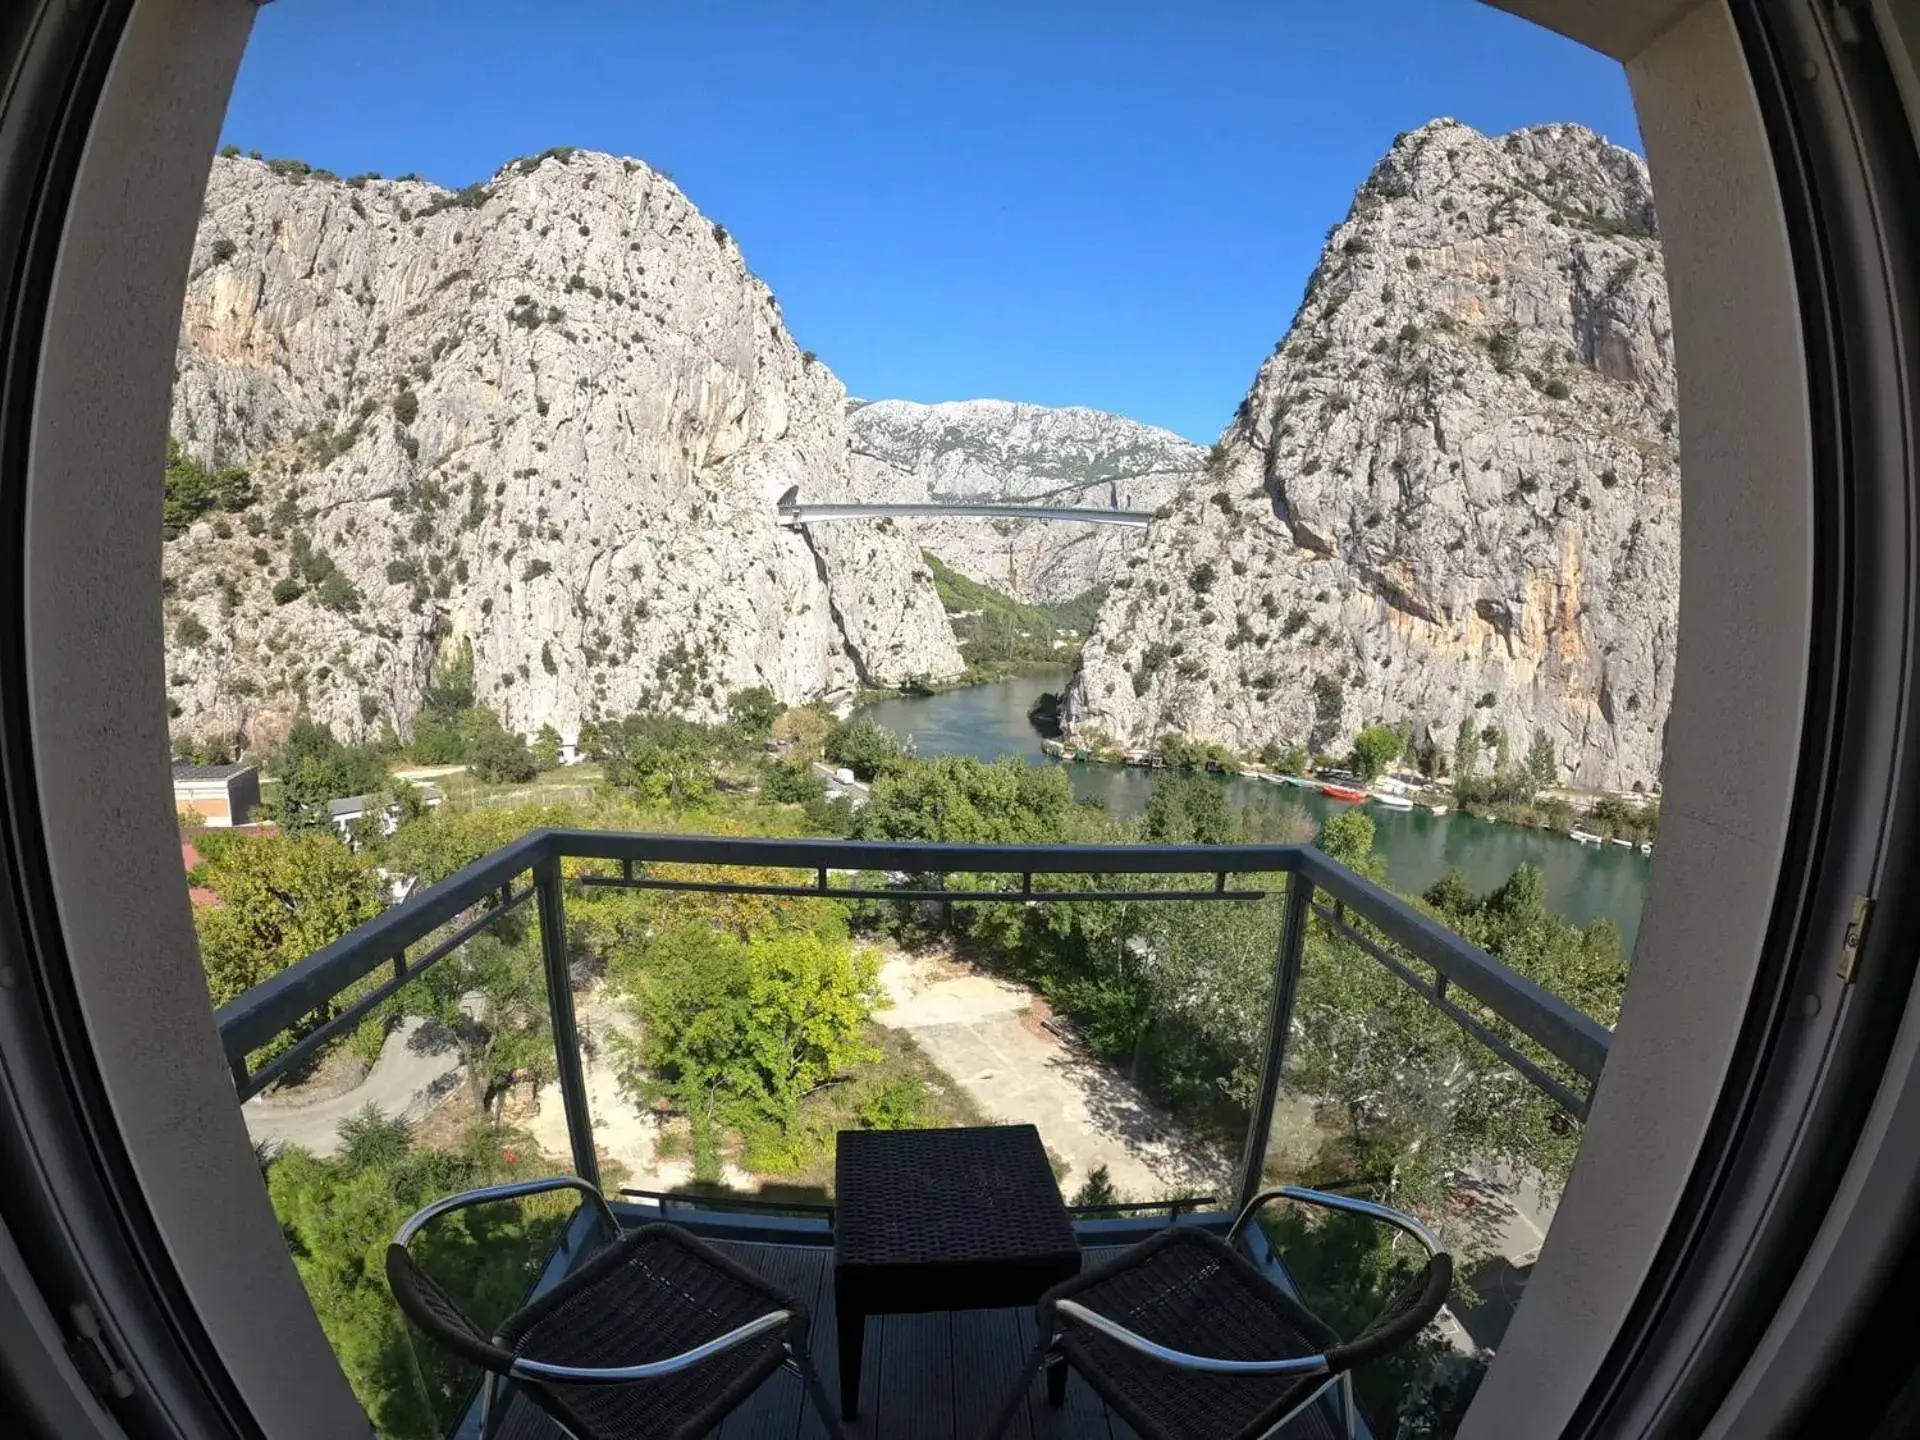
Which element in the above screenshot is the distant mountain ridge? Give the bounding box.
[845,398,1205,603]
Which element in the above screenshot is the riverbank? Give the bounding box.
[858,670,1653,954]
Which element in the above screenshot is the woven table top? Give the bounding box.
[834,1124,1078,1271]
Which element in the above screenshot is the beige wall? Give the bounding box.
[1464,2,1816,1435]
[173,794,232,825]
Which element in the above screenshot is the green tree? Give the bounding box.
[270,718,389,833]
[461,708,536,783]
[1071,1164,1122,1209]
[615,925,880,1178]
[408,642,478,763]
[191,828,386,1013]
[406,929,555,1114]
[1317,808,1387,883]
[824,716,904,780]
[530,723,563,772]
[1310,672,1346,752]
[1143,772,1236,845]
[727,685,782,740]
[264,1114,566,1439]
[761,759,826,805]
[1452,714,1479,800]
[855,754,1075,846]
[1347,724,1402,782]
[162,437,254,539]
[594,712,719,808]
[1526,727,1559,793]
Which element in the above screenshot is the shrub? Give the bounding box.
[316,570,361,613]
[1188,563,1216,594]
[1543,377,1571,400]
[824,717,903,781]
[271,578,303,605]
[712,222,729,245]
[1600,468,1620,488]
[540,642,557,675]
[209,237,238,265]
[385,557,418,586]
[761,760,826,806]
[392,388,419,425]
[174,613,210,648]
[522,559,552,582]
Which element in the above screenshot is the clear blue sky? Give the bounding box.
[221,2,1640,442]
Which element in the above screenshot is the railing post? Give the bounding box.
[535,855,600,1191]
[1235,869,1313,1213]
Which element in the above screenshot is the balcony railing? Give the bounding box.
[214,831,1612,1210]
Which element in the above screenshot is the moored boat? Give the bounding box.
[1569,828,1603,845]
[1424,801,1450,815]
[1369,791,1415,811]
[1321,783,1368,802]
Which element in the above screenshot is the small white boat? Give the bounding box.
[1424,801,1450,815]
[1640,841,1653,856]
[1610,836,1634,848]
[1569,828,1603,846]
[1370,791,1415,811]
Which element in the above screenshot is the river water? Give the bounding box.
[861,669,1650,955]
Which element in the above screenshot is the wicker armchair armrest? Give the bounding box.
[1226,1185,1443,1255]
[1051,1299,1332,1376]
[394,1174,620,1247]
[505,1308,795,1383]
[1228,1185,1454,1373]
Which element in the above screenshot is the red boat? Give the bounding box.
[1320,783,1369,802]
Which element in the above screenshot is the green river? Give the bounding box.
[860,668,1651,955]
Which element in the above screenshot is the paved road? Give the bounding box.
[243,1017,460,1157]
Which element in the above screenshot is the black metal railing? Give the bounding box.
[214,832,1614,1207]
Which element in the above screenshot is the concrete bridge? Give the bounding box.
[777,500,1154,528]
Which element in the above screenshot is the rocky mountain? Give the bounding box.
[163,149,961,750]
[1065,119,1678,790]
[845,399,1203,603]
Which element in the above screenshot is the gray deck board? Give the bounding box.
[713,1240,1120,1440]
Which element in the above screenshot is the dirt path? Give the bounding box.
[243,1017,460,1157]
[872,950,1233,1200]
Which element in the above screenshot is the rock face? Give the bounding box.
[845,399,1203,603]
[1066,120,1678,789]
[164,150,961,749]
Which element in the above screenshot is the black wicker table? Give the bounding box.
[833,1124,1082,1419]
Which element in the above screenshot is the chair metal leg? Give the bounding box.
[1340,1371,1356,1440]
[979,1331,1053,1440]
[1044,1344,1069,1407]
[790,1346,847,1439]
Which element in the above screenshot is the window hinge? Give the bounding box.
[1839,895,1873,984]
[66,1301,134,1403]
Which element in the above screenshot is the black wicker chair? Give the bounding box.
[982,1185,1452,1440]
[385,1176,842,1440]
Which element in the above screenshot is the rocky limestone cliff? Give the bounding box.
[845,399,1203,603]
[1066,120,1678,789]
[164,149,961,749]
